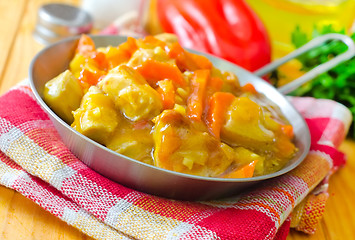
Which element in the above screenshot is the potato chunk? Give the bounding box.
[154,33,179,44]
[106,120,154,165]
[69,53,100,79]
[127,47,173,68]
[221,97,274,148]
[43,70,83,123]
[98,65,162,121]
[233,147,265,176]
[153,110,234,177]
[72,86,119,145]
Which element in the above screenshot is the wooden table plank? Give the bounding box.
[0,189,92,240]
[0,1,354,239]
[0,1,94,239]
[0,0,80,93]
[0,0,27,89]
[0,187,15,237]
[288,140,355,239]
[322,141,355,239]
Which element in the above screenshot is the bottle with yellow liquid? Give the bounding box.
[246,0,355,85]
[246,0,355,59]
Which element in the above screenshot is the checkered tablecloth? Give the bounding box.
[0,83,352,239]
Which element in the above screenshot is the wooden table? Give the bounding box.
[0,0,354,239]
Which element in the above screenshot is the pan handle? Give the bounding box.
[253,33,355,94]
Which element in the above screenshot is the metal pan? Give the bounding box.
[29,34,355,200]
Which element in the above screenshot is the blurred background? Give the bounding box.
[75,0,355,138]
[2,1,355,137]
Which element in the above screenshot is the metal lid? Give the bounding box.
[33,3,93,45]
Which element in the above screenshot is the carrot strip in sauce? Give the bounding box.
[186,51,212,70]
[167,42,212,71]
[205,92,235,139]
[157,79,175,109]
[76,35,109,70]
[281,124,294,139]
[208,77,224,93]
[187,69,210,121]
[241,83,257,94]
[137,35,166,49]
[134,59,185,87]
[78,69,104,86]
[222,160,258,178]
[91,51,108,70]
[119,37,138,56]
[76,34,95,56]
[105,37,138,69]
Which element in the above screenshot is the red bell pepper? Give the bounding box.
[156,0,271,72]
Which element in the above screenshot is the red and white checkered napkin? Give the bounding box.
[0,84,352,240]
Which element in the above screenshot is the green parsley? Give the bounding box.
[286,25,355,139]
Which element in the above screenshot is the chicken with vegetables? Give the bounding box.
[43,34,297,178]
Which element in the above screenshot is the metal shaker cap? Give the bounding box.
[33,3,93,45]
